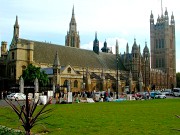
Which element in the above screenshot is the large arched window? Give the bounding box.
[74,80,78,88]
[67,67,71,73]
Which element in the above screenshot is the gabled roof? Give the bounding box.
[19,38,127,71]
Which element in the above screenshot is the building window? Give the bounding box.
[74,80,78,88]
[156,39,158,49]
[156,59,158,68]
[12,52,15,59]
[162,58,165,67]
[64,80,68,87]
[68,67,71,73]
[159,39,161,48]
[22,65,26,74]
[159,58,162,67]
[161,39,164,48]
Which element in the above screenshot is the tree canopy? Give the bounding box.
[21,64,49,86]
[176,72,180,87]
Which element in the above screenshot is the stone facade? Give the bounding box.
[150,8,176,89]
[65,6,80,48]
[0,6,176,93]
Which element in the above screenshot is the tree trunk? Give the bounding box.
[26,130,31,135]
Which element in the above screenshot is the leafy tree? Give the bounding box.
[21,64,49,86]
[176,72,180,87]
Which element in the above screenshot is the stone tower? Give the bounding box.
[150,8,176,88]
[143,41,150,90]
[1,41,8,56]
[65,6,80,48]
[53,51,61,85]
[93,32,99,54]
[131,38,141,81]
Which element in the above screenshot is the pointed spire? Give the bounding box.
[14,15,19,39]
[15,15,19,26]
[95,32,97,40]
[72,5,75,16]
[161,0,163,16]
[126,43,129,54]
[93,32,99,54]
[71,5,75,21]
[53,51,60,68]
[171,12,175,25]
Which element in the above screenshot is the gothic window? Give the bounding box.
[161,39,164,48]
[159,39,161,48]
[156,59,158,68]
[64,80,68,87]
[12,52,15,60]
[162,58,165,67]
[71,37,73,46]
[67,67,71,73]
[74,80,78,88]
[159,58,162,67]
[156,39,158,49]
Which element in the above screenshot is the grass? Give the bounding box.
[0,99,180,135]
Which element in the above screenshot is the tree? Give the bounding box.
[176,72,180,88]
[21,64,49,86]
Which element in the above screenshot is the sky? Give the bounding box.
[0,0,180,72]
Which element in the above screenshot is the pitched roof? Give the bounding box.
[19,38,127,71]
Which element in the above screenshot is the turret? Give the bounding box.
[101,40,109,53]
[53,51,61,85]
[164,7,169,23]
[126,43,129,54]
[150,10,154,25]
[1,41,8,56]
[93,32,99,54]
[171,12,175,25]
[53,51,61,74]
[143,41,150,58]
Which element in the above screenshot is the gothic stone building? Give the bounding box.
[0,7,176,93]
[150,8,176,89]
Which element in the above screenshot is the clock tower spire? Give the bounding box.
[65,5,80,48]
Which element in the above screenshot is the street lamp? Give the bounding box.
[116,56,119,99]
[144,52,148,91]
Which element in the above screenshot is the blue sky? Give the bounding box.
[0,0,180,72]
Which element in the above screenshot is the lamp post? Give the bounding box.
[144,52,148,91]
[116,56,119,99]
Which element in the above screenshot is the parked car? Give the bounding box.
[161,89,172,95]
[154,93,166,99]
[7,93,26,101]
[173,88,180,97]
[150,91,160,99]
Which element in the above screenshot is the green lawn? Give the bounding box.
[0,99,180,135]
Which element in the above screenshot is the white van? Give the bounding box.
[173,88,180,97]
